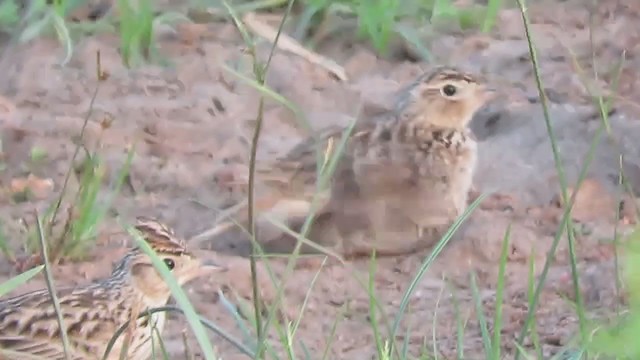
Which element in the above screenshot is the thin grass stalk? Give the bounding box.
[102,305,256,358]
[511,4,568,200]
[367,252,386,358]
[255,117,360,358]
[565,215,586,343]
[282,321,296,360]
[400,304,412,358]
[613,159,625,320]
[48,51,103,237]
[526,251,543,359]
[540,8,626,352]
[512,1,593,353]
[491,224,511,360]
[469,272,492,356]
[217,290,258,350]
[219,3,265,348]
[390,193,489,340]
[599,55,626,320]
[320,303,346,360]
[514,102,607,357]
[431,278,446,360]
[450,282,464,360]
[290,257,327,337]
[300,342,312,360]
[242,0,300,355]
[152,323,171,360]
[216,2,281,351]
[269,303,294,360]
[264,212,402,356]
[35,211,72,360]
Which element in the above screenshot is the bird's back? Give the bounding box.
[0,280,146,360]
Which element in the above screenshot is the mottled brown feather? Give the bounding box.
[0,218,213,360]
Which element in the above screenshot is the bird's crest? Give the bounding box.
[133,217,187,256]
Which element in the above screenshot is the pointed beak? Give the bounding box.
[199,259,227,274]
[481,85,498,101]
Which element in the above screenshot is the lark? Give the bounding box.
[324,66,496,256]
[0,218,221,360]
[209,66,494,257]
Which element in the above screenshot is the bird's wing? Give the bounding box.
[0,335,71,360]
[255,121,373,197]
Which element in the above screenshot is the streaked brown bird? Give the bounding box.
[207,66,495,258]
[0,218,221,360]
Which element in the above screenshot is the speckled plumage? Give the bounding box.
[258,66,494,256]
[333,67,492,255]
[0,218,219,360]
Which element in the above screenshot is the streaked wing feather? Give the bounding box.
[0,335,69,360]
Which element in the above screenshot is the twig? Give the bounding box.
[242,12,348,82]
[189,221,238,246]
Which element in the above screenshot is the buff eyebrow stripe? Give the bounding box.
[438,73,475,83]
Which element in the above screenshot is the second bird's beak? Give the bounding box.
[481,85,498,101]
[199,259,227,274]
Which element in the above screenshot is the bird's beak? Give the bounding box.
[199,259,227,274]
[481,85,498,101]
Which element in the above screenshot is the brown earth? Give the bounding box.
[0,0,639,358]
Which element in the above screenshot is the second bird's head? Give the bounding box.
[400,66,496,130]
[114,217,223,304]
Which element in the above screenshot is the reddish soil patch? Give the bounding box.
[0,0,639,358]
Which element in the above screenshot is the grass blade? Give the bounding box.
[391,192,489,340]
[469,271,492,356]
[0,265,44,297]
[491,224,511,360]
[35,211,72,360]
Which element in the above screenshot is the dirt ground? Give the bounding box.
[1,0,640,358]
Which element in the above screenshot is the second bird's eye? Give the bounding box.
[442,84,457,97]
[163,258,175,270]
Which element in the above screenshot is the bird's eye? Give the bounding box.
[442,84,457,97]
[163,258,175,270]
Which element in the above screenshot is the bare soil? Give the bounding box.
[1,0,639,358]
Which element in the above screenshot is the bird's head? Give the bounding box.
[397,66,496,130]
[116,217,222,304]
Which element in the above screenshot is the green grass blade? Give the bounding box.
[450,282,464,360]
[491,224,511,360]
[0,265,44,297]
[391,192,489,339]
[320,303,346,360]
[469,272,492,356]
[220,63,308,132]
[527,250,543,359]
[482,0,502,32]
[51,12,72,65]
[19,11,51,43]
[102,305,255,358]
[367,253,386,358]
[218,290,258,350]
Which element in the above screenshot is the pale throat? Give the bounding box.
[408,112,471,131]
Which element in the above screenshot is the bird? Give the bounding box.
[205,66,495,258]
[0,217,222,360]
[324,65,496,256]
